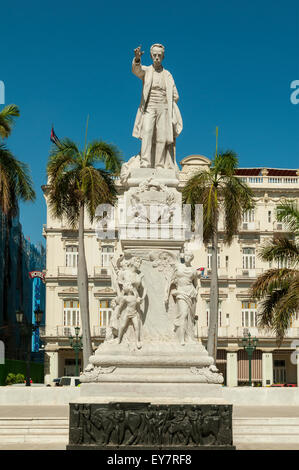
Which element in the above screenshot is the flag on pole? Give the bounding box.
[50,126,62,148]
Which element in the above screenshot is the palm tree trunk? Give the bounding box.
[77,202,92,369]
[207,222,219,362]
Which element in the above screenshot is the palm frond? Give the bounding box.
[251,267,297,299]
[182,170,218,242]
[47,139,80,182]
[0,143,35,215]
[276,201,299,234]
[258,237,299,266]
[213,150,238,176]
[222,176,254,244]
[81,167,117,221]
[86,140,122,175]
[0,104,20,139]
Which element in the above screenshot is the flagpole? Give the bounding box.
[215,126,218,158]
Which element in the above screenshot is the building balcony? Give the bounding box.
[235,268,264,279]
[239,221,260,232]
[57,266,78,277]
[40,325,81,338]
[92,325,107,337]
[204,268,228,279]
[94,266,111,277]
[198,326,299,339]
[273,221,289,233]
[40,325,106,339]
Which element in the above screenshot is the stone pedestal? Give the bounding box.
[68,165,234,450]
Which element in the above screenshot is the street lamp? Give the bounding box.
[242,329,258,387]
[16,307,43,386]
[69,326,82,376]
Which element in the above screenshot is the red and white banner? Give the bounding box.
[29,271,45,283]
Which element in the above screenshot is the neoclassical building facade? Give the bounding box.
[41,155,299,386]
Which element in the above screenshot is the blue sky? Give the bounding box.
[1,0,298,245]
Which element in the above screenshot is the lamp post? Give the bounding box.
[69,326,82,376]
[242,329,258,386]
[16,307,43,387]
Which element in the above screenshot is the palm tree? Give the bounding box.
[47,137,122,368]
[251,201,299,341]
[0,143,36,215]
[0,143,36,327]
[183,151,253,361]
[0,105,20,139]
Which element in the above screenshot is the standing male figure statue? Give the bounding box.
[132,44,183,169]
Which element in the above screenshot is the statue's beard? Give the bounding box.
[153,62,162,70]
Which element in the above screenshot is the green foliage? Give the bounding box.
[0,104,35,216]
[5,372,25,385]
[0,104,20,139]
[182,150,254,244]
[0,143,36,215]
[47,138,122,226]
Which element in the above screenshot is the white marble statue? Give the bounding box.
[117,282,143,349]
[166,251,199,345]
[109,255,147,348]
[132,44,183,169]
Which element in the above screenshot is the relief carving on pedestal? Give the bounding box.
[69,403,233,448]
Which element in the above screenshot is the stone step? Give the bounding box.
[0,417,69,444]
[1,415,299,446]
[233,417,299,444]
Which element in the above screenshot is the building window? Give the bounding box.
[273,360,286,384]
[268,211,272,223]
[101,246,114,267]
[63,300,80,326]
[206,301,222,327]
[66,245,78,267]
[241,301,257,327]
[242,209,255,223]
[207,247,220,269]
[64,358,82,377]
[242,247,255,269]
[99,299,112,327]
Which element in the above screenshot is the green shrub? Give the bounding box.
[5,373,25,385]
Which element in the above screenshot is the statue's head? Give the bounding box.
[131,256,142,270]
[150,43,165,68]
[184,251,194,264]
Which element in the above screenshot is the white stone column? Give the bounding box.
[262,351,273,386]
[45,351,59,385]
[226,351,238,387]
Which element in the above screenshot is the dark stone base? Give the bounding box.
[67,445,235,450]
[68,402,234,450]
